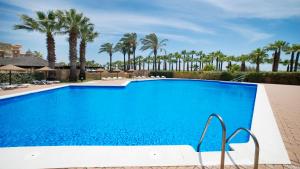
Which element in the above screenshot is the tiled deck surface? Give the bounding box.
[1,81,300,169]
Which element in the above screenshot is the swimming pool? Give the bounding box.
[0,79,257,151]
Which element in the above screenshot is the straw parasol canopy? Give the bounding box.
[36,66,55,80]
[96,68,105,80]
[0,64,25,71]
[95,68,105,72]
[0,64,26,85]
[36,66,55,71]
[127,69,135,73]
[113,68,121,78]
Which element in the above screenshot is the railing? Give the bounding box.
[231,74,246,82]
[226,128,260,169]
[197,113,226,169]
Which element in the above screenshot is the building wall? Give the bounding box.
[0,42,22,58]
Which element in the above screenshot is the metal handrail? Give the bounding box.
[197,113,226,169]
[231,74,246,82]
[226,128,260,169]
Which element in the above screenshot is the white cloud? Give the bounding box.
[204,0,300,19]
[224,24,273,42]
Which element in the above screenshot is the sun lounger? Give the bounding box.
[161,76,166,78]
[17,84,30,88]
[1,85,18,90]
[32,80,45,85]
[156,76,160,78]
[141,76,146,78]
[150,76,155,78]
[113,77,118,80]
[118,77,123,80]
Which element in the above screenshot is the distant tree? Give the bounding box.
[250,48,268,72]
[140,33,167,72]
[99,43,114,72]
[266,40,289,72]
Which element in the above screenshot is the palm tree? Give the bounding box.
[140,33,167,72]
[266,40,289,72]
[99,43,114,72]
[280,59,290,72]
[189,50,196,71]
[174,52,182,71]
[293,45,300,72]
[197,51,204,70]
[78,23,98,80]
[250,48,268,72]
[285,44,300,72]
[121,33,137,70]
[238,54,250,72]
[114,41,128,71]
[181,50,187,71]
[14,11,62,70]
[57,9,90,81]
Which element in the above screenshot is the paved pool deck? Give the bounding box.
[0,80,299,169]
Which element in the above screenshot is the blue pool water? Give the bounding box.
[0,80,257,151]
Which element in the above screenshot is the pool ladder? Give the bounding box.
[197,113,260,169]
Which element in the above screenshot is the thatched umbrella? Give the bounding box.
[127,69,135,78]
[96,68,105,80]
[0,64,26,85]
[113,68,121,78]
[36,66,55,80]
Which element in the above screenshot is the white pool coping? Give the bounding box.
[0,79,291,169]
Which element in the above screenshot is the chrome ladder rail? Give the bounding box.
[226,128,260,169]
[197,113,226,169]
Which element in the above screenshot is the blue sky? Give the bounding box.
[0,0,299,70]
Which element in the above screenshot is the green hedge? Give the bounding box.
[152,71,300,85]
[0,72,45,84]
[244,72,300,85]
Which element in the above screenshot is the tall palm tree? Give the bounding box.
[250,48,268,72]
[285,44,300,72]
[293,45,300,72]
[121,33,137,70]
[140,33,167,72]
[181,50,187,71]
[78,23,98,80]
[14,11,62,70]
[266,40,289,72]
[99,43,114,72]
[197,51,204,70]
[114,41,128,71]
[280,59,290,72]
[238,54,249,72]
[57,9,90,81]
[174,52,182,71]
[189,50,196,71]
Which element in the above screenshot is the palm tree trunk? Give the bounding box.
[79,40,86,80]
[123,52,126,71]
[176,60,178,71]
[109,53,112,72]
[46,33,56,80]
[287,64,290,72]
[186,61,189,71]
[294,52,300,72]
[69,30,78,82]
[183,55,185,71]
[133,48,136,70]
[139,58,141,70]
[127,52,131,70]
[241,61,246,72]
[147,57,150,71]
[154,50,157,72]
[191,54,194,71]
[216,57,219,71]
[289,52,295,72]
[256,57,260,72]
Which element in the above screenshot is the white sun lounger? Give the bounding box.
[1,85,18,90]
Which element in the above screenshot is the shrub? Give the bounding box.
[244,72,300,85]
[203,65,215,71]
[149,71,174,78]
